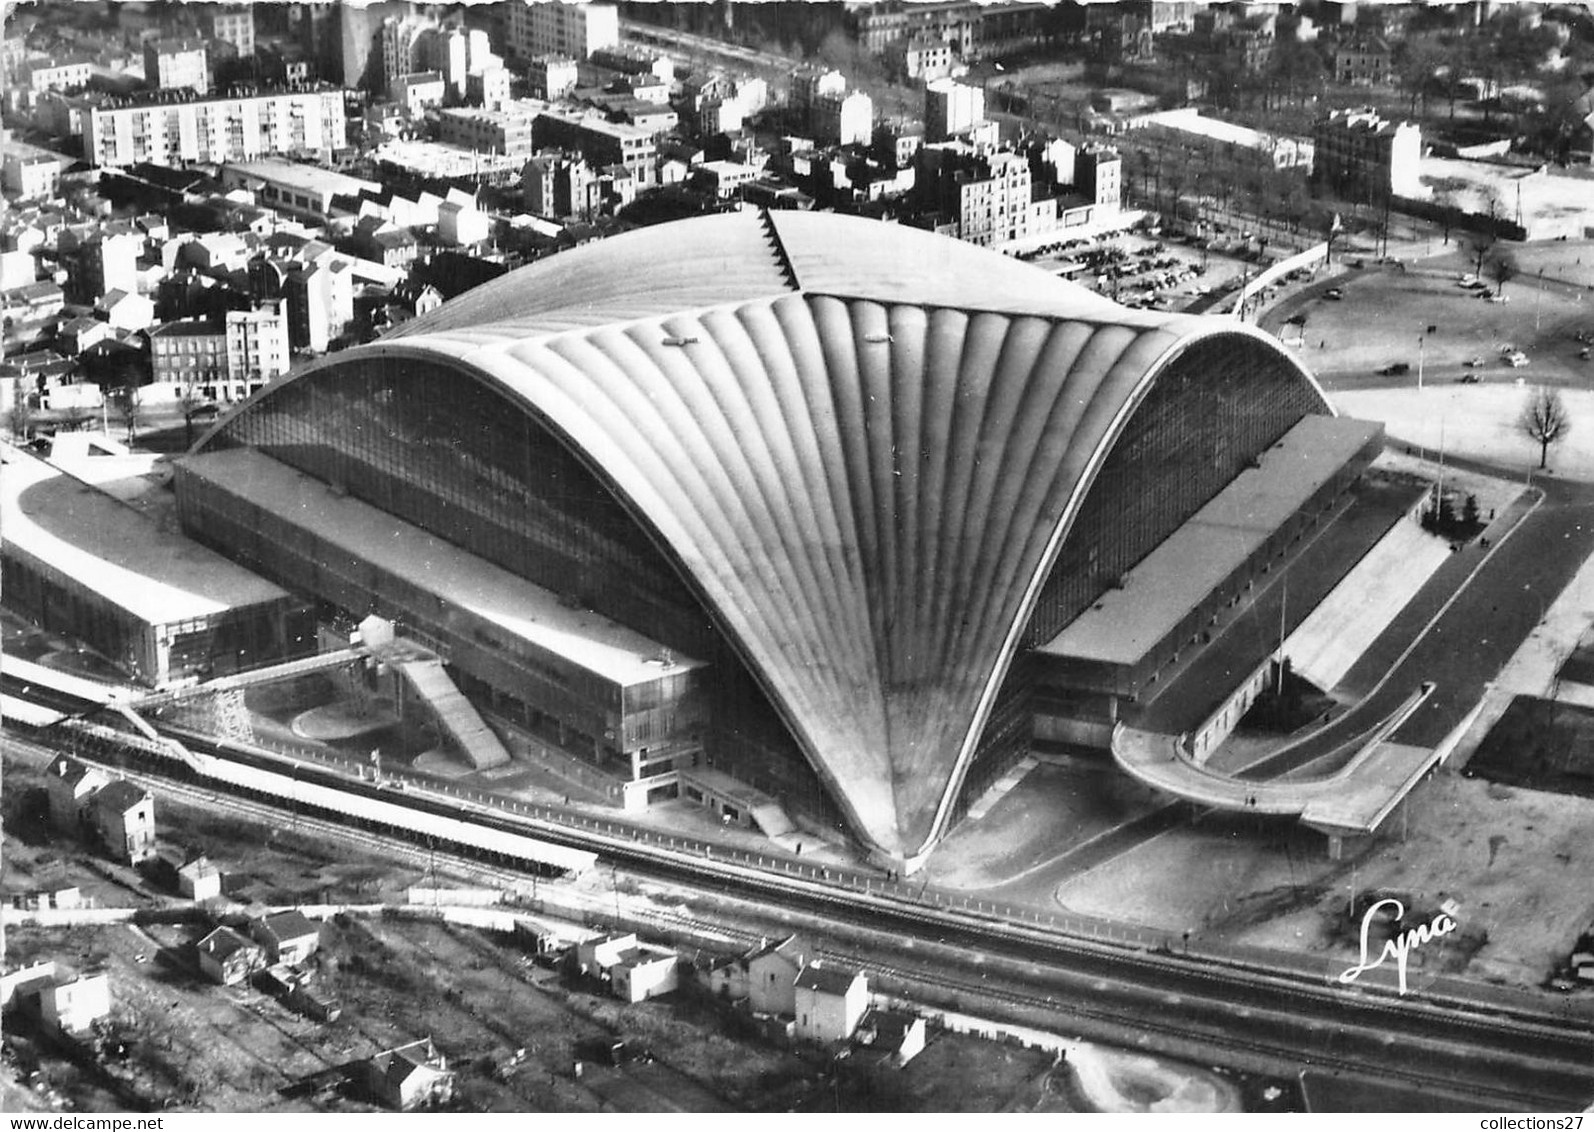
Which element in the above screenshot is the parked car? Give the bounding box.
[1457,273,1479,287]
[1459,373,1481,384]
[1464,356,1485,367]
[1324,287,1344,300]
[1505,351,1529,367]
[1379,363,1411,376]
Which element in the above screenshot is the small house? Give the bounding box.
[251,911,321,966]
[27,971,111,1038]
[609,944,679,1004]
[177,856,222,901]
[574,932,637,978]
[196,926,263,986]
[793,963,868,1044]
[366,1038,455,1111]
[89,779,156,864]
[746,934,814,1017]
[44,754,108,833]
[855,1007,927,1066]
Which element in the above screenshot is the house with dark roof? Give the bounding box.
[44,754,108,833]
[195,925,263,985]
[365,1038,455,1110]
[90,779,156,863]
[793,963,869,1044]
[746,934,815,1016]
[854,1006,927,1066]
[251,911,321,966]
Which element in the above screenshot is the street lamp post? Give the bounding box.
[1535,269,1545,334]
[1417,334,1425,391]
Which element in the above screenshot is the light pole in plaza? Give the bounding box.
[1536,268,1545,334]
[1418,333,1426,391]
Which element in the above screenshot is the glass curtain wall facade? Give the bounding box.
[195,354,848,831]
[1023,334,1323,648]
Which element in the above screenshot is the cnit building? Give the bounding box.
[174,211,1379,873]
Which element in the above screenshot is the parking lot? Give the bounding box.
[1016,227,1285,313]
[1266,259,1594,390]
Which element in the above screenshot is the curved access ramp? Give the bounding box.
[1111,683,1441,838]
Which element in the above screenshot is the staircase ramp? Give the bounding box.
[396,657,510,770]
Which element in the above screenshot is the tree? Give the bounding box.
[7,377,34,441]
[1520,386,1572,469]
[1485,246,1520,295]
[109,376,143,445]
[1467,232,1497,277]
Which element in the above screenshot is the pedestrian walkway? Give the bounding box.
[964,756,1040,822]
[1285,513,1449,692]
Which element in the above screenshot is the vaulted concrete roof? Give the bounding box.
[206,211,1331,868]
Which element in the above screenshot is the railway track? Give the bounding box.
[5,681,1592,1109]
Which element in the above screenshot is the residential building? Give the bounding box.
[0,250,35,294]
[1311,107,1423,201]
[77,232,141,304]
[505,2,619,61]
[793,964,869,1044]
[468,66,513,110]
[96,289,157,333]
[745,934,814,1016]
[90,780,157,864]
[697,160,759,199]
[283,261,353,353]
[531,111,656,185]
[1336,36,1391,85]
[813,91,873,148]
[31,972,112,1038]
[57,316,113,357]
[72,87,348,168]
[18,56,94,94]
[177,856,223,900]
[522,151,594,218]
[1076,144,1123,211]
[202,3,257,58]
[2,281,66,324]
[196,926,263,985]
[790,67,847,122]
[226,303,290,390]
[3,140,72,201]
[143,38,212,94]
[365,1038,456,1111]
[924,77,985,143]
[610,945,679,1004]
[527,55,578,101]
[437,106,539,158]
[251,910,321,965]
[918,145,1060,247]
[44,754,108,834]
[392,71,447,117]
[438,193,490,247]
[590,44,675,83]
[905,37,958,81]
[855,1008,927,1065]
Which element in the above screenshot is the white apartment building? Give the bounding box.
[925,77,985,143]
[506,2,619,61]
[813,91,873,148]
[226,303,290,391]
[78,89,347,167]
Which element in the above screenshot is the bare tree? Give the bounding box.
[1485,246,1520,296]
[1520,386,1572,469]
[109,376,143,444]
